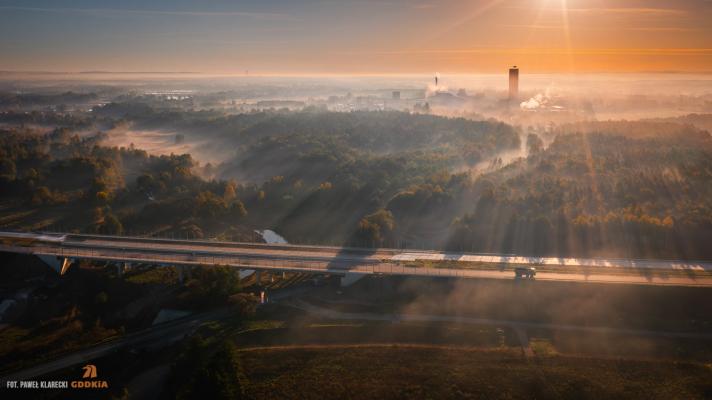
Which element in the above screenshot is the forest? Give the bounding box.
[1,105,712,259]
[450,124,712,258]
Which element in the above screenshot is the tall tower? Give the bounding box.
[508,66,519,100]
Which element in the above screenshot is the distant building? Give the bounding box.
[392,91,400,100]
[509,66,519,100]
[428,92,466,107]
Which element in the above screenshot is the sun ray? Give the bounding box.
[559,0,575,72]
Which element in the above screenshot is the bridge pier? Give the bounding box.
[238,269,255,279]
[37,255,72,275]
[177,265,192,283]
[115,262,132,277]
[340,272,366,287]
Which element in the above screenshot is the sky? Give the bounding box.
[1,0,711,74]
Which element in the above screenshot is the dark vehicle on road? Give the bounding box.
[514,267,536,279]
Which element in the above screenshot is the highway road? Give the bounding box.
[1,231,712,287]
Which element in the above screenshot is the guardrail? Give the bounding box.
[63,232,404,256]
[60,240,382,265]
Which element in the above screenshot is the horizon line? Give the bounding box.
[2,70,712,78]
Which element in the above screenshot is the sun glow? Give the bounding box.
[534,0,574,70]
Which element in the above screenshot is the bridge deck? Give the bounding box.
[1,231,711,287]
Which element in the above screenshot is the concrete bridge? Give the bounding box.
[1,231,711,287]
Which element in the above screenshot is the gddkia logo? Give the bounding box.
[82,364,97,378]
[71,364,109,389]
[4,363,108,390]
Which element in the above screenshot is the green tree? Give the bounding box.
[95,291,109,305]
[223,180,237,201]
[195,191,229,218]
[526,133,544,155]
[99,213,123,235]
[186,341,247,400]
[167,336,209,399]
[136,173,155,192]
[184,265,241,308]
[31,186,53,205]
[0,158,16,181]
[230,201,248,219]
[354,209,395,247]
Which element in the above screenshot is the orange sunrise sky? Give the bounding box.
[1,0,711,74]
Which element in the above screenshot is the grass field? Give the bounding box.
[4,270,712,399]
[239,345,712,399]
[12,306,712,399]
